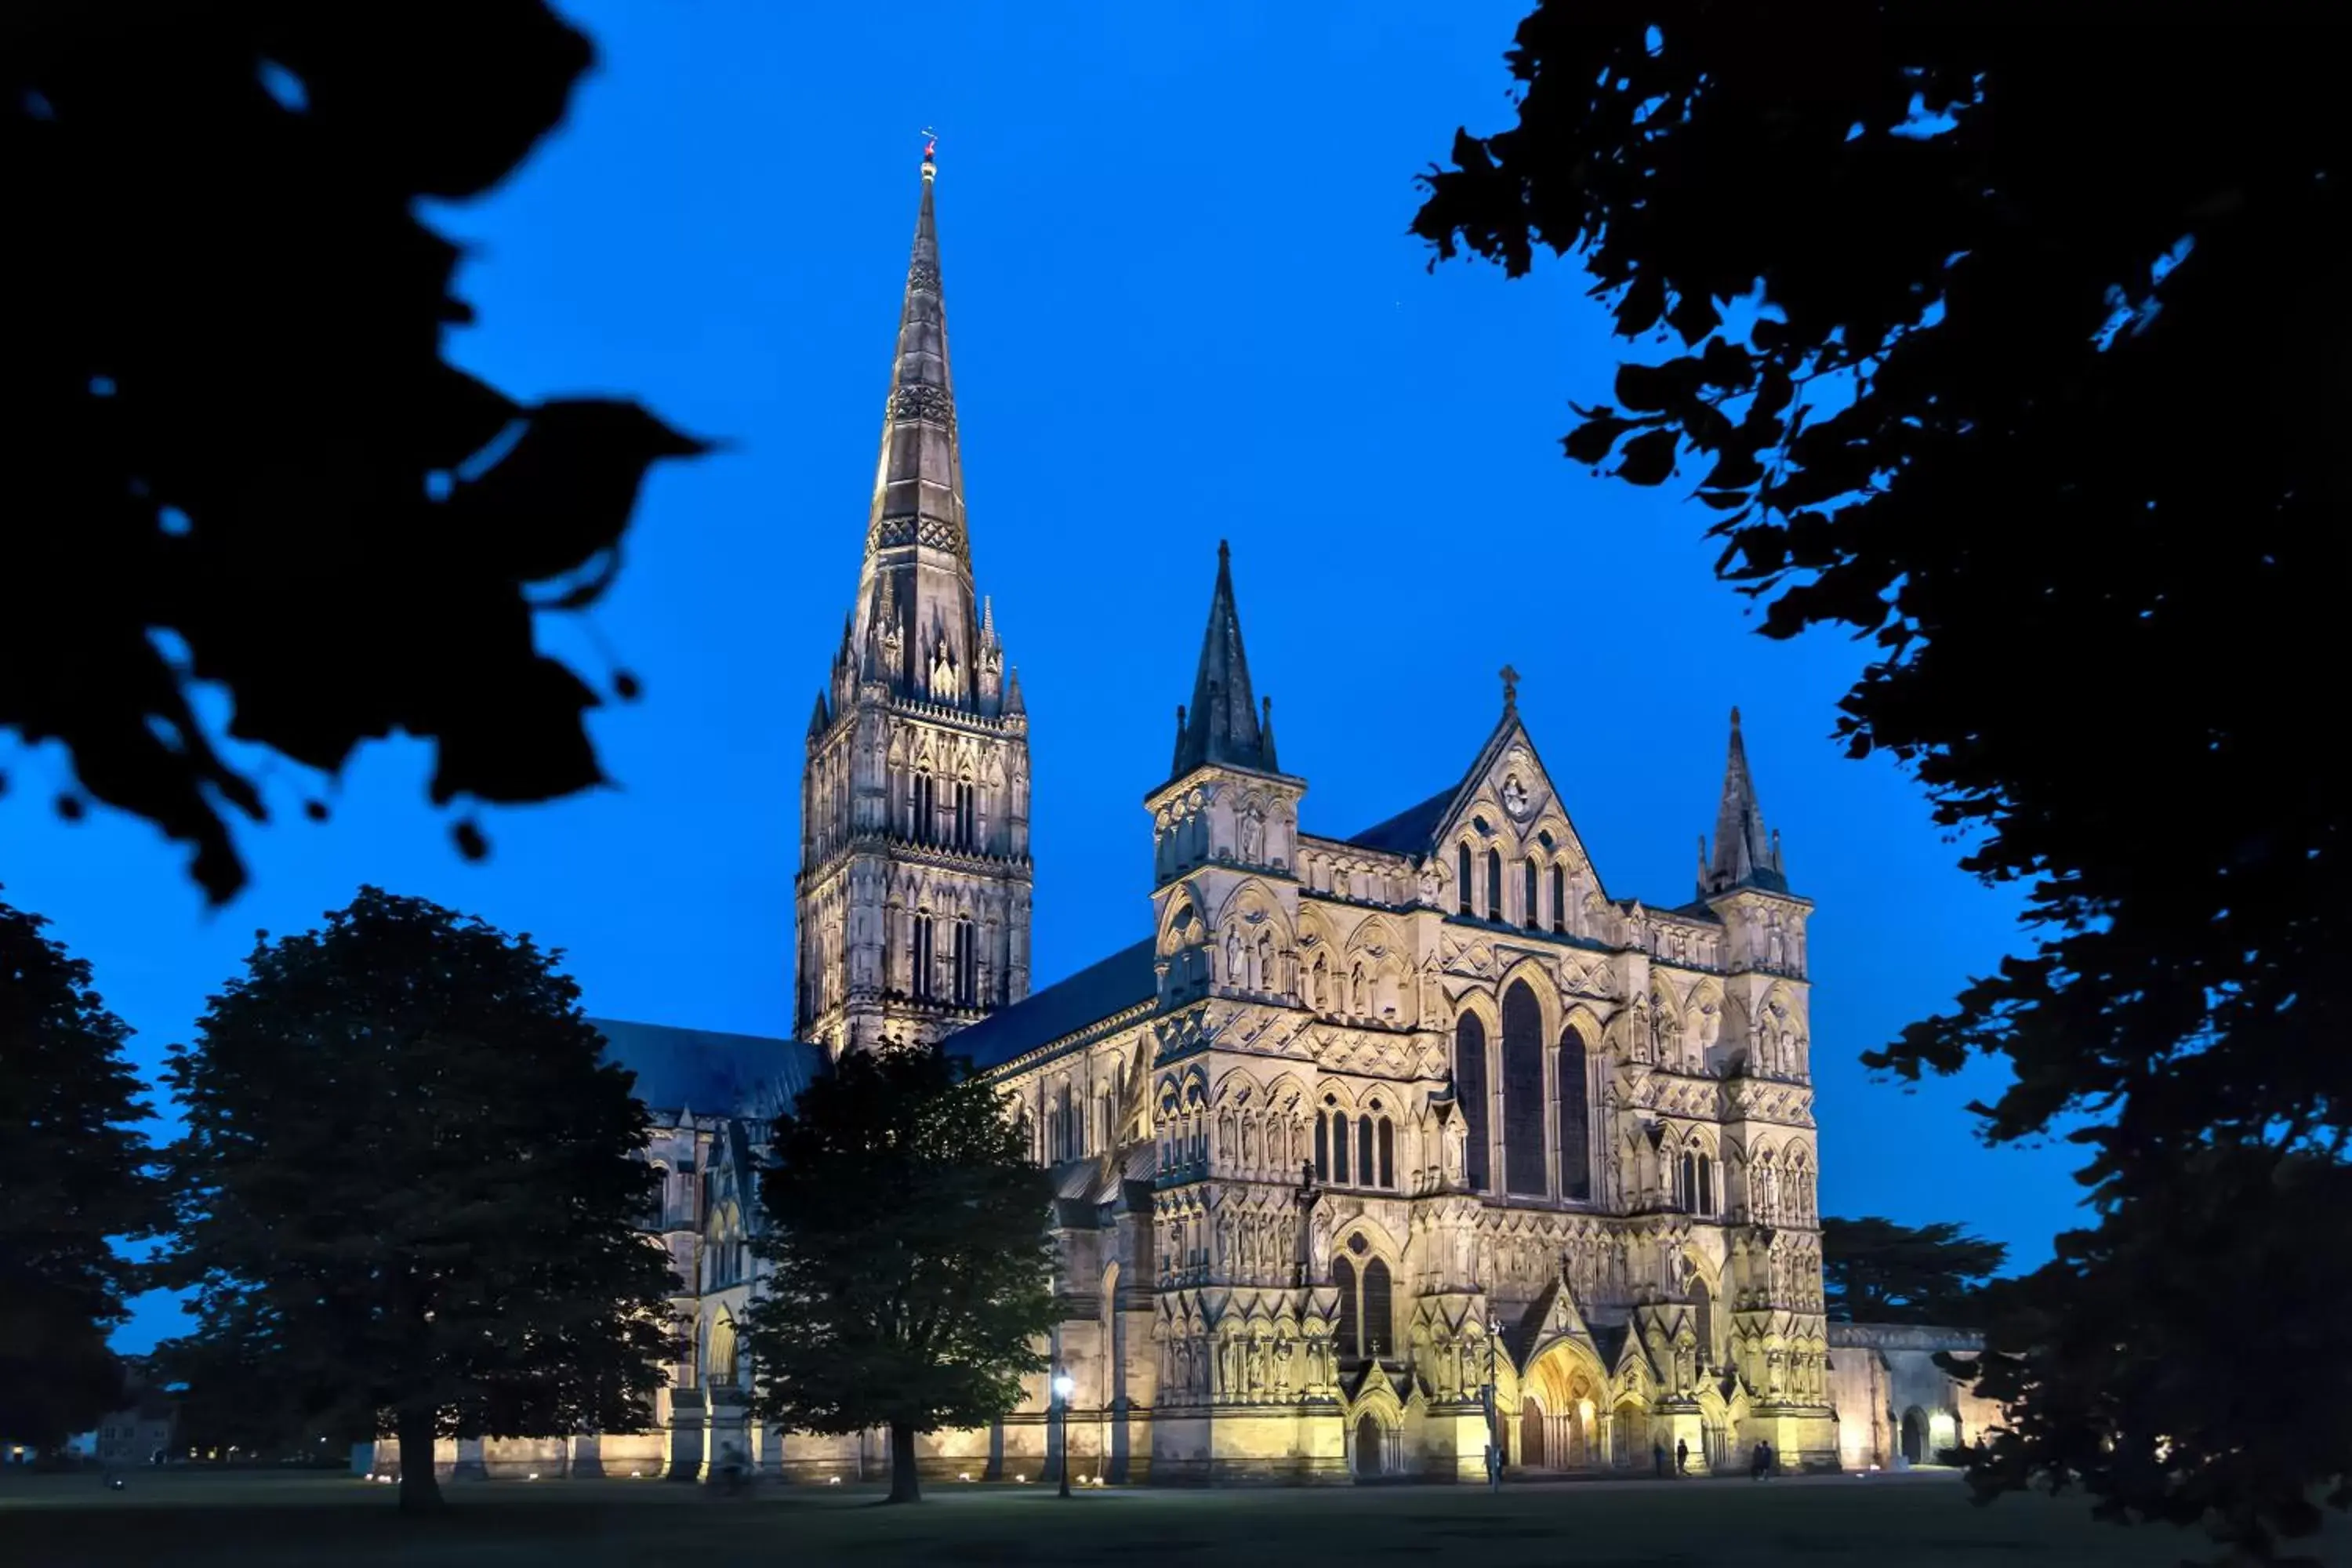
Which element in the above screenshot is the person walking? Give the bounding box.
[1675,1437,1689,1475]
[1750,1440,1769,1480]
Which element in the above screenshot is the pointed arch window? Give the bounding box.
[1333,1254,1359,1360]
[1550,865,1566,934]
[1559,1026,1592,1200]
[1376,1117,1395,1190]
[1523,860,1541,929]
[1361,1258,1394,1358]
[1501,981,1546,1197]
[1457,844,1474,915]
[1454,1014,1489,1192]
[1330,1112,1352,1185]
[1314,1112,1330,1181]
[913,913,936,1001]
[952,919,977,1006]
[1356,1116,1374,1185]
[1486,848,1504,920]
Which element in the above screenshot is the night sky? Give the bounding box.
[2,1,2085,1349]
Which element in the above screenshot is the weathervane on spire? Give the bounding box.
[1500,664,1521,713]
[920,126,938,167]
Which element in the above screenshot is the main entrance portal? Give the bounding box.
[1517,1343,1607,1471]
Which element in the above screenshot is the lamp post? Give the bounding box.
[1481,1318,1504,1493]
[1051,1370,1076,1497]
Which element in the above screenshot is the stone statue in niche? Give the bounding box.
[1225,926,1242,986]
[1240,808,1265,862]
[1766,913,1787,969]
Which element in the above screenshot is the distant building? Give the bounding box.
[91,1363,176,1468]
[372,146,1951,1486]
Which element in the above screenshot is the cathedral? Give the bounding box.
[368,149,1994,1486]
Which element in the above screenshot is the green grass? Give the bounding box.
[5,1469,2345,1568]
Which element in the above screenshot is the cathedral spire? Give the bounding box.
[1170,540,1278,780]
[849,147,982,708]
[1701,706,1787,896]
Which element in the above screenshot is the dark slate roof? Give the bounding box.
[947,938,1157,1071]
[591,1018,825,1122]
[1345,786,1454,855]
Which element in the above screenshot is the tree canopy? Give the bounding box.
[1414,5,2343,1558]
[1,2,706,905]
[0,891,165,1450]
[158,887,677,1512]
[1821,1215,2005,1327]
[744,1044,1057,1504]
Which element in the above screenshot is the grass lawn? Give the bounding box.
[5,1469,2346,1568]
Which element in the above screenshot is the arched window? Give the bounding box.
[1331,1112,1352,1185]
[1698,1153,1715,1216]
[1457,844,1473,915]
[1454,1014,1489,1192]
[1486,848,1503,920]
[1356,1116,1374,1185]
[1058,1082,1076,1160]
[1501,981,1546,1197]
[1362,1258,1394,1357]
[1313,1112,1330,1181]
[952,919,975,1006]
[1559,1027,1592,1200]
[1550,865,1566,934]
[707,1313,739,1387]
[1523,860,1541,929]
[1376,1118,1395,1190]
[1680,1149,1698,1210]
[1334,1255,1359,1359]
[913,913,936,1001]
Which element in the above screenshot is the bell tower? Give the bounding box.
[794,145,1033,1056]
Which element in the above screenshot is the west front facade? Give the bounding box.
[362,151,1957,1486]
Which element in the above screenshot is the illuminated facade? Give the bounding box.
[370,152,1869,1486]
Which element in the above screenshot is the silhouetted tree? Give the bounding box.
[1821,1216,2005,1327]
[1414,9,2343,1559]
[0,891,165,1450]
[1,2,706,905]
[744,1044,1056,1504]
[158,888,676,1512]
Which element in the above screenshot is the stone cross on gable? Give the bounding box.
[1500,664,1520,712]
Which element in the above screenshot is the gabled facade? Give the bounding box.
[949,544,1833,1483]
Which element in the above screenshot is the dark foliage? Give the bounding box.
[1414,5,2343,1559]
[744,1044,1056,1504]
[0,2,706,905]
[0,891,166,1450]
[1821,1215,2005,1327]
[157,887,677,1512]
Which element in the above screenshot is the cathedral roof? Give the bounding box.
[946,937,1157,1070]
[1345,786,1455,855]
[592,1018,824,1123]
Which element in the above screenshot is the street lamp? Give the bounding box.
[1051,1370,1076,1497]
[1481,1318,1504,1493]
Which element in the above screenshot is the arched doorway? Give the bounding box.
[1900,1407,1926,1465]
[1522,1341,1606,1470]
[1353,1414,1384,1477]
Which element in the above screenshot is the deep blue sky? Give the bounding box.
[3,1,2085,1350]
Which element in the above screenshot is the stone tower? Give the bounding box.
[794,148,1033,1057]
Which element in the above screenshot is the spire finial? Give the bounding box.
[1500,664,1521,713]
[1730,704,1742,729]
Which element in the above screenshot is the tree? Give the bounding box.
[158,887,677,1512]
[743,1044,1057,1504]
[0,891,165,1450]
[1412,8,2343,1558]
[2,2,706,906]
[1821,1216,2005,1327]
